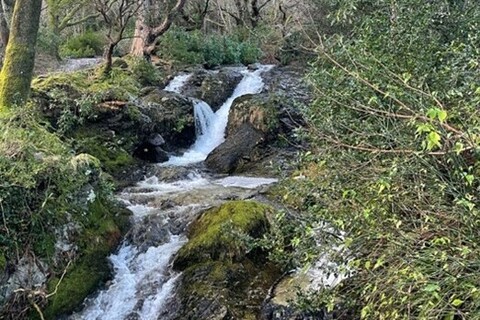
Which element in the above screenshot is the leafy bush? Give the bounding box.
[128,57,163,86]
[60,31,105,58]
[37,28,62,57]
[270,1,480,319]
[157,29,262,67]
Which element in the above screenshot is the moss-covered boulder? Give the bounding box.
[227,93,280,139]
[173,200,270,269]
[42,197,131,319]
[168,201,282,320]
[140,89,195,149]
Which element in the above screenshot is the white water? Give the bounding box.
[76,239,185,320]
[164,73,192,93]
[164,65,274,166]
[71,66,282,319]
[72,171,278,319]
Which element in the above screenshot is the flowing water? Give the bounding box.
[71,66,278,319]
[165,65,274,166]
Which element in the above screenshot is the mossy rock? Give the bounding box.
[42,198,131,318]
[227,93,280,139]
[73,127,137,177]
[0,252,5,271]
[173,200,271,270]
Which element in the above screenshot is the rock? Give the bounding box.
[133,143,169,163]
[205,123,265,174]
[181,69,209,98]
[227,94,279,139]
[0,256,48,306]
[140,89,196,149]
[166,201,281,320]
[200,69,243,111]
[173,200,271,269]
[147,133,165,146]
[128,216,171,252]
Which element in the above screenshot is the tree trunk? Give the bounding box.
[130,17,150,57]
[103,42,115,76]
[0,5,9,49]
[130,0,187,58]
[0,0,42,110]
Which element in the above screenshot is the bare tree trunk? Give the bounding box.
[0,0,14,50]
[130,0,150,57]
[0,7,9,49]
[103,42,116,75]
[0,0,42,110]
[130,0,187,58]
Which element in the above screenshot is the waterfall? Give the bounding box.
[193,100,215,137]
[164,73,192,93]
[69,65,279,320]
[165,65,274,166]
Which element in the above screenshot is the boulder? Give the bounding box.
[200,69,243,111]
[164,201,281,320]
[140,89,196,149]
[205,123,265,173]
[227,94,279,139]
[181,69,209,98]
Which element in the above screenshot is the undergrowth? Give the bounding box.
[267,1,480,319]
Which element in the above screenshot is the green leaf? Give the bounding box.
[424,284,440,292]
[437,110,447,122]
[451,299,464,307]
[426,131,441,150]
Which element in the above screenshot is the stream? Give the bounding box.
[71,65,277,319]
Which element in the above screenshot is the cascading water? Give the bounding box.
[164,65,274,166]
[163,73,192,93]
[70,66,279,320]
[193,100,215,137]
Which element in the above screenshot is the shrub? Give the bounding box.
[37,28,62,57]
[128,57,163,86]
[60,31,105,59]
[157,28,262,67]
[270,0,480,319]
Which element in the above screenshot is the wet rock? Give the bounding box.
[129,216,171,251]
[140,89,195,149]
[180,68,243,112]
[181,69,209,98]
[147,133,165,146]
[134,143,169,163]
[199,69,243,111]
[205,123,265,174]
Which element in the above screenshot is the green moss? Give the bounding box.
[0,252,6,271]
[33,233,56,259]
[177,259,281,320]
[32,71,89,93]
[74,128,136,176]
[43,198,130,318]
[174,200,271,269]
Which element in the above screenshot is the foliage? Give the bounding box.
[157,28,262,67]
[59,30,105,58]
[127,57,163,86]
[37,28,63,57]
[0,107,131,318]
[270,0,480,319]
